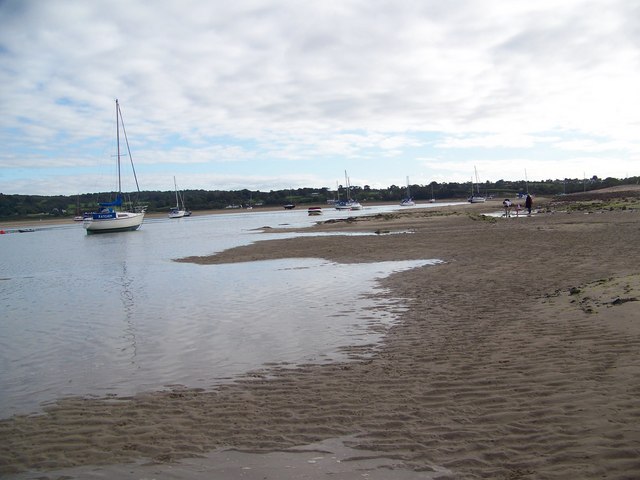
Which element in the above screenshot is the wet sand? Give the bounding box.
[2,194,640,479]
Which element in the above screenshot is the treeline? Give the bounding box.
[1,175,637,219]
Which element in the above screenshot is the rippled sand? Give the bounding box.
[2,195,640,479]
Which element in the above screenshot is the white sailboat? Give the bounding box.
[335,170,362,210]
[468,166,486,203]
[400,176,415,206]
[168,176,187,218]
[83,100,145,234]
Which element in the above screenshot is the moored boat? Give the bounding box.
[84,208,146,233]
[400,176,415,206]
[335,170,362,210]
[467,166,486,203]
[83,100,145,234]
[168,176,187,218]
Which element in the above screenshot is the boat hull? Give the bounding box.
[335,200,362,211]
[168,209,186,218]
[83,212,145,234]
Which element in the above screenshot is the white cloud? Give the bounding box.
[1,0,640,194]
[436,134,539,149]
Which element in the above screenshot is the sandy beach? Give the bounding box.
[2,190,640,479]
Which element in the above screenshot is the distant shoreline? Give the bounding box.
[0,199,473,229]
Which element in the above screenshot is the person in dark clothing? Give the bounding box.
[525,194,533,215]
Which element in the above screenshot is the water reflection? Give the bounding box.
[119,262,138,365]
[0,207,445,418]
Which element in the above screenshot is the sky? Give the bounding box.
[1,0,639,196]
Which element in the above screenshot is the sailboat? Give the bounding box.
[168,176,187,218]
[73,194,87,221]
[335,170,362,210]
[334,180,348,210]
[83,100,145,234]
[468,166,486,203]
[400,176,416,206]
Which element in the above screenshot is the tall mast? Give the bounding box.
[116,100,141,195]
[174,176,179,207]
[344,170,350,201]
[116,99,122,194]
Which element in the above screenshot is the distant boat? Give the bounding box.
[468,166,486,203]
[83,100,145,234]
[308,206,322,216]
[400,176,415,206]
[283,189,296,209]
[333,179,349,210]
[335,170,362,210]
[73,194,86,221]
[182,191,191,216]
[168,176,187,218]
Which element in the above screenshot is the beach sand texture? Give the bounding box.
[1,191,640,479]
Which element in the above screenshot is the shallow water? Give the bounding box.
[0,204,452,418]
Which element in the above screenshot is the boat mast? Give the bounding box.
[174,176,179,208]
[344,170,350,201]
[116,99,122,195]
[116,100,142,195]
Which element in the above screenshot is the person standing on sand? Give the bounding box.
[525,194,533,215]
[502,199,512,217]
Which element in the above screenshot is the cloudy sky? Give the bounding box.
[1,0,639,195]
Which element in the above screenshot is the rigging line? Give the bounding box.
[117,102,142,194]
